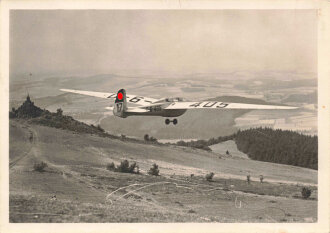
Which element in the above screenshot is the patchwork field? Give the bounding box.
[10,73,317,140]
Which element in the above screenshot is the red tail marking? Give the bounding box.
[117,92,123,100]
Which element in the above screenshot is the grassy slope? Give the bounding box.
[209,140,249,159]
[9,120,317,222]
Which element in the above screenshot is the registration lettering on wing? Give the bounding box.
[189,102,229,108]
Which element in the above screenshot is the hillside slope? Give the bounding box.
[9,120,317,222]
[9,98,317,222]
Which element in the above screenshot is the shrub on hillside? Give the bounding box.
[205,172,214,182]
[144,134,157,143]
[301,187,312,199]
[106,162,115,171]
[144,134,149,141]
[149,136,158,142]
[97,124,105,132]
[107,160,139,174]
[247,174,251,184]
[56,108,63,116]
[148,163,160,176]
[117,160,130,172]
[33,161,48,172]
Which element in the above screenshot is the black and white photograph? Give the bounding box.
[1,1,330,232]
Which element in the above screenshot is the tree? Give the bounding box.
[56,108,63,116]
[148,163,160,176]
[33,161,48,172]
[144,134,149,141]
[246,174,251,184]
[301,187,312,199]
[205,172,214,181]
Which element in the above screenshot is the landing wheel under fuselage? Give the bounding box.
[165,118,178,125]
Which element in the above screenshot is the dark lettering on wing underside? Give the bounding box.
[203,102,217,107]
[189,102,202,107]
[216,102,229,108]
[107,94,116,98]
[129,97,143,103]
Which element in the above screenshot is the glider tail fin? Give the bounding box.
[113,89,128,118]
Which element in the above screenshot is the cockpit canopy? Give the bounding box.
[165,97,185,102]
[154,97,185,103]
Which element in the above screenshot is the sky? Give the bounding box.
[10,10,317,77]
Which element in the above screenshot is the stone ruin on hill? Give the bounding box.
[10,95,44,118]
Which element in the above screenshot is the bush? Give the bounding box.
[205,172,214,181]
[106,162,115,171]
[148,163,160,176]
[144,134,157,143]
[149,136,158,142]
[97,124,105,132]
[56,108,63,116]
[247,174,251,184]
[128,162,138,173]
[144,134,149,141]
[301,187,312,199]
[107,160,139,174]
[33,161,48,172]
[117,160,130,173]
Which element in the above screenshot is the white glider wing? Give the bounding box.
[60,88,160,106]
[165,101,298,110]
[60,89,112,98]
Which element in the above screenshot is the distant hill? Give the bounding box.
[207,95,288,106]
[207,95,270,104]
[282,91,317,104]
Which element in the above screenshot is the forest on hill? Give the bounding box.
[235,127,317,170]
[176,127,318,170]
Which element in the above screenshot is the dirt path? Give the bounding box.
[9,127,34,168]
[10,123,108,199]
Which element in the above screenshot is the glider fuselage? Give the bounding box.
[125,105,187,118]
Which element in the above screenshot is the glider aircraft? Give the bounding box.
[60,88,297,125]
